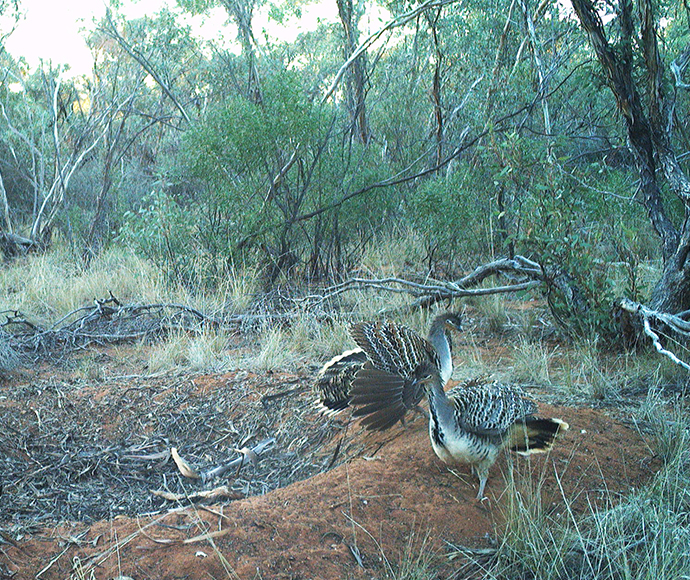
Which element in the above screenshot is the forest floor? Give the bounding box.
[0,326,661,580]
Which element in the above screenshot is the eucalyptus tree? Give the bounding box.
[176,0,268,102]
[335,0,370,144]
[83,9,205,261]
[0,62,114,255]
[570,0,690,316]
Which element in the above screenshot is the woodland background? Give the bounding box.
[0,0,687,336]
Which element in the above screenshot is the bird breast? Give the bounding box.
[429,420,494,467]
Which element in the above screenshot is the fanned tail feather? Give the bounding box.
[349,367,410,431]
[508,417,569,455]
[313,349,368,415]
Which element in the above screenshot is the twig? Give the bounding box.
[35,544,72,578]
[2,295,299,358]
[261,386,307,405]
[202,438,276,481]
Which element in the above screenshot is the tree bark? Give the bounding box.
[0,169,11,234]
[571,0,690,314]
[219,0,263,103]
[337,0,370,144]
[427,8,444,168]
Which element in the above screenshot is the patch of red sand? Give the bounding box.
[2,403,659,580]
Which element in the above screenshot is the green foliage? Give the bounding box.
[405,171,492,264]
[169,69,394,281]
[174,0,218,14]
[117,189,198,284]
[183,72,320,190]
[1,0,682,329]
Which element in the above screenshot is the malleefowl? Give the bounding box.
[313,312,462,430]
[350,319,568,499]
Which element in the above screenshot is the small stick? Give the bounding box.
[202,438,276,481]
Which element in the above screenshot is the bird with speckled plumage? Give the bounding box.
[350,319,568,499]
[313,312,462,431]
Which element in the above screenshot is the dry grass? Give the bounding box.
[359,225,427,278]
[146,328,239,373]
[511,338,559,386]
[557,338,607,400]
[0,247,262,326]
[0,247,166,323]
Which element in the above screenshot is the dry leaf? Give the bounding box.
[171,447,200,479]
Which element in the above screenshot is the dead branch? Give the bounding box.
[619,298,690,371]
[1,295,291,359]
[150,486,243,503]
[304,255,545,309]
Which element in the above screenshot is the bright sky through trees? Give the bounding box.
[4,1,166,76]
[2,0,340,78]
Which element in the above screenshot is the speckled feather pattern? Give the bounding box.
[344,317,567,497]
[313,349,368,414]
[313,313,461,430]
[447,378,537,436]
[349,319,441,376]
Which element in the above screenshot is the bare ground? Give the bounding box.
[0,339,660,580]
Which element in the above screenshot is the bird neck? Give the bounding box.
[428,323,453,383]
[424,376,456,431]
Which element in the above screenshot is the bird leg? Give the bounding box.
[399,405,429,430]
[473,463,490,500]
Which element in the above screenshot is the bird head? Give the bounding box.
[442,312,462,332]
[416,361,443,390]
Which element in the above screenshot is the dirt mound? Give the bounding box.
[2,363,659,580]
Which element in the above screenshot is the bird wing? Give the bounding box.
[448,379,537,436]
[349,319,439,376]
[313,348,369,413]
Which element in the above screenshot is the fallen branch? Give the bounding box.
[1,296,294,358]
[619,298,690,371]
[304,255,546,309]
[151,486,243,503]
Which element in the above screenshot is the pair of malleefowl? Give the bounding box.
[314,312,569,499]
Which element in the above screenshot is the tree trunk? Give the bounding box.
[219,0,262,103]
[423,8,445,168]
[571,0,690,315]
[0,169,11,234]
[649,222,690,313]
[337,0,370,145]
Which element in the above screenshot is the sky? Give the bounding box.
[1,0,343,78]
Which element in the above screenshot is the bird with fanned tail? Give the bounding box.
[313,312,462,431]
[349,318,569,499]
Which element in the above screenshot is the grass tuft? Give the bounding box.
[456,392,690,580]
[0,246,165,324]
[511,337,558,386]
[146,328,236,373]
